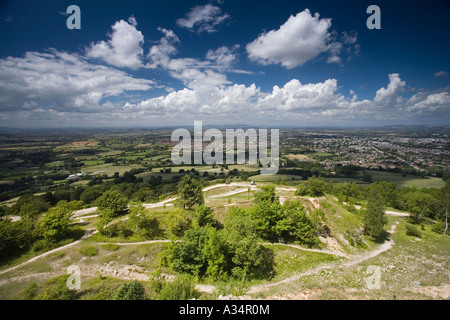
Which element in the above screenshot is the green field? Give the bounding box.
[81,163,143,176]
[368,171,445,188]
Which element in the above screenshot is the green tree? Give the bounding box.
[401,191,437,223]
[191,205,215,227]
[96,190,128,217]
[224,212,270,280]
[38,206,72,243]
[280,200,319,247]
[368,182,397,207]
[363,189,387,239]
[127,202,161,238]
[254,185,276,204]
[203,227,229,278]
[177,175,204,210]
[166,209,191,237]
[439,181,449,235]
[0,217,37,261]
[245,200,283,241]
[332,182,361,203]
[165,226,209,276]
[295,176,326,197]
[114,280,147,300]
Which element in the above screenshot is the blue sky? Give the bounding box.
[0,0,449,127]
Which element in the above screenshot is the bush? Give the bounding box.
[431,221,448,235]
[405,223,421,238]
[114,280,147,300]
[35,275,75,300]
[157,274,200,300]
[79,246,98,257]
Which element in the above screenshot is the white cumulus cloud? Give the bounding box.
[86,16,144,70]
[246,9,332,69]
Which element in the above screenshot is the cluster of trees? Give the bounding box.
[95,190,163,240]
[0,200,82,262]
[161,175,274,281]
[161,178,321,282]
[161,208,274,281]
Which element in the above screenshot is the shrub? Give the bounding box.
[405,223,421,238]
[431,221,448,235]
[114,280,147,300]
[157,274,200,300]
[35,275,75,300]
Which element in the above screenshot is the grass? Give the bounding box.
[263,244,340,282]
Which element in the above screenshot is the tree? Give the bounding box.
[177,175,204,210]
[245,200,283,241]
[254,185,276,205]
[401,191,437,224]
[363,189,387,239]
[295,176,326,197]
[127,202,161,238]
[203,227,229,278]
[368,182,397,207]
[332,182,361,204]
[114,280,147,300]
[165,226,209,276]
[280,200,319,247]
[224,213,272,280]
[166,209,191,237]
[96,190,128,217]
[191,205,215,227]
[38,206,72,243]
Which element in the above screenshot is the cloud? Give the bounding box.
[246,9,331,69]
[373,73,406,107]
[404,89,450,114]
[246,9,359,69]
[146,28,243,91]
[176,4,230,33]
[117,72,449,126]
[146,27,180,69]
[434,70,448,78]
[0,49,154,113]
[86,16,144,69]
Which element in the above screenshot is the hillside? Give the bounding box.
[0,181,448,300]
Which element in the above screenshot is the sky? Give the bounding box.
[0,0,449,128]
